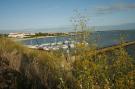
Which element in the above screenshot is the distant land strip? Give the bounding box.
[86,41,135,56]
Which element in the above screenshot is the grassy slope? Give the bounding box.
[0,37,72,89]
[0,37,135,89]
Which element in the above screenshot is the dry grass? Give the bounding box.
[0,37,135,89]
[0,37,73,89]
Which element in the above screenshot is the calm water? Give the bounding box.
[22,30,135,48]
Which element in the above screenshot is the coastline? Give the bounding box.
[11,35,69,41]
[11,36,56,41]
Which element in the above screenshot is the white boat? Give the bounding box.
[43,46,49,51]
[26,45,37,49]
[70,44,75,48]
[62,45,68,49]
[52,47,59,50]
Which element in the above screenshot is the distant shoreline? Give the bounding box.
[11,36,56,41]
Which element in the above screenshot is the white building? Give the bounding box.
[8,33,35,38]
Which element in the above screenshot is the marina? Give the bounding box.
[21,30,135,51]
[25,40,75,51]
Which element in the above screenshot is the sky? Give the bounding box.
[0,0,135,32]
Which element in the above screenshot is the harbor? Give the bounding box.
[26,40,75,51]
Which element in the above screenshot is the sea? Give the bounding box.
[21,30,135,48]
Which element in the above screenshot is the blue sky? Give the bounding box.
[0,0,135,32]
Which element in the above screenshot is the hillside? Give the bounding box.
[0,37,135,89]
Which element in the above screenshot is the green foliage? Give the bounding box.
[71,44,135,89]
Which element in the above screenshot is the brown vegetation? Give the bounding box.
[0,37,135,89]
